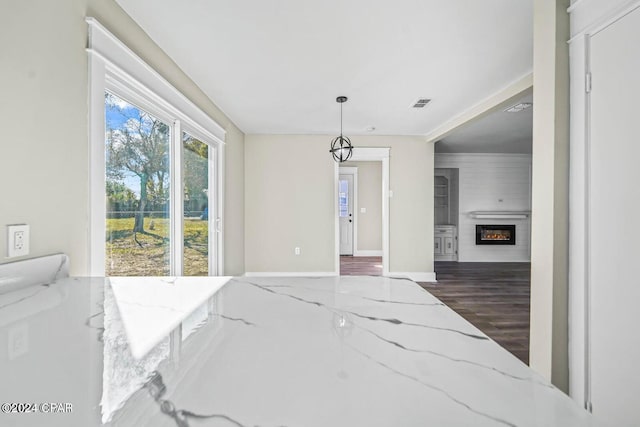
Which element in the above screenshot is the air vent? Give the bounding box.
[504,102,532,113]
[412,98,431,109]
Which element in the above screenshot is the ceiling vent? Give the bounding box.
[412,98,431,109]
[504,102,533,113]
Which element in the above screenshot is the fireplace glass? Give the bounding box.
[475,225,516,245]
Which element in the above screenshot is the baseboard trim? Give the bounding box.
[455,259,531,263]
[353,250,383,257]
[389,271,437,282]
[243,271,436,282]
[243,272,338,277]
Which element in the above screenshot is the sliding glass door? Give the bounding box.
[104,92,219,276]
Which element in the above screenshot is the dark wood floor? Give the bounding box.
[340,256,383,276]
[340,257,531,364]
[420,262,531,364]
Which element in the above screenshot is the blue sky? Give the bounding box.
[105,97,145,197]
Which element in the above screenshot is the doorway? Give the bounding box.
[338,167,356,255]
[334,147,390,276]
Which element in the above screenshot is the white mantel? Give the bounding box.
[469,211,531,219]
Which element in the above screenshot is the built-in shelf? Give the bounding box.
[469,211,530,219]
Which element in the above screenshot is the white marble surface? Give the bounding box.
[109,276,232,359]
[0,275,597,427]
[0,253,69,294]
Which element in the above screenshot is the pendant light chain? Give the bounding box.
[340,102,343,137]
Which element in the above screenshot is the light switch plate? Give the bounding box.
[360,208,366,213]
[7,224,29,258]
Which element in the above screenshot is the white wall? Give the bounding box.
[435,154,531,262]
[0,0,245,275]
[529,0,571,393]
[245,135,434,277]
[568,0,640,419]
[344,161,382,253]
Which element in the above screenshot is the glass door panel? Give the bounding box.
[105,92,171,276]
[182,132,211,276]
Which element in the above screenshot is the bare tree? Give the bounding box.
[106,93,169,233]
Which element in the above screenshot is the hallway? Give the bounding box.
[340,256,383,276]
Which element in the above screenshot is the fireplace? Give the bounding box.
[475,225,516,245]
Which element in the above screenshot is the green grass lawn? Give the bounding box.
[106,217,208,276]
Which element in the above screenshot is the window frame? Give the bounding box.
[87,18,225,276]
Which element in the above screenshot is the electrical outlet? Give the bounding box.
[7,224,29,258]
[15,231,25,250]
[294,247,301,255]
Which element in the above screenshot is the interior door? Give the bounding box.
[589,7,640,424]
[339,174,354,255]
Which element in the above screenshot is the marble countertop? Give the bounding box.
[0,275,595,426]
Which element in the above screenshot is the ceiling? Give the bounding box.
[435,93,533,154]
[116,0,532,137]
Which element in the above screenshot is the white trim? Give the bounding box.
[436,152,532,160]
[216,143,225,276]
[339,166,358,256]
[335,147,390,276]
[583,33,593,410]
[568,0,640,43]
[244,272,338,278]
[469,211,530,219]
[425,74,533,144]
[86,18,225,143]
[390,272,437,282]
[567,0,588,14]
[349,147,390,160]
[568,29,590,408]
[87,18,225,276]
[353,250,383,257]
[207,143,215,276]
[453,258,531,263]
[88,52,107,276]
[588,1,640,37]
[171,120,184,276]
[567,3,640,408]
[381,156,390,277]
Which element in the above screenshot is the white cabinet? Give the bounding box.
[444,236,455,255]
[434,172,450,226]
[434,168,459,226]
[434,225,457,261]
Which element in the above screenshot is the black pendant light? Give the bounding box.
[329,96,353,163]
